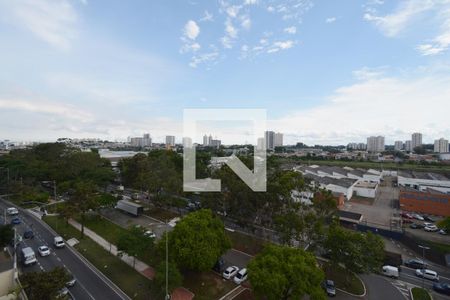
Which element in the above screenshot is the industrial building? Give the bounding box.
[399,188,450,217]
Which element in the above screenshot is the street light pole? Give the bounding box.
[418,245,430,290]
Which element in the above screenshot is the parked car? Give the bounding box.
[412,214,424,221]
[233,268,248,284]
[423,216,435,222]
[402,218,413,224]
[10,217,21,225]
[222,266,239,280]
[410,223,424,229]
[213,258,225,273]
[433,282,450,295]
[382,265,399,279]
[143,230,156,239]
[23,230,34,239]
[57,287,69,298]
[415,269,439,282]
[38,245,50,257]
[423,222,433,227]
[404,259,425,269]
[401,212,413,219]
[424,225,439,232]
[54,236,65,248]
[322,280,336,297]
[438,229,447,235]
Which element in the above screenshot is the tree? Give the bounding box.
[248,245,326,300]
[20,267,70,300]
[154,261,182,294]
[414,146,427,155]
[165,209,231,271]
[117,226,154,268]
[0,225,14,247]
[324,225,384,274]
[69,181,98,238]
[438,217,450,232]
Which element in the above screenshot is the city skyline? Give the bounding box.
[1,1,450,144]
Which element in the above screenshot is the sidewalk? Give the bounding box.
[68,219,155,279]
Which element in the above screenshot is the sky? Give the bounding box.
[0,0,450,145]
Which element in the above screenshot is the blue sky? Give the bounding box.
[0,0,450,145]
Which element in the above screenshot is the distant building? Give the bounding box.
[394,141,403,151]
[366,136,385,153]
[265,131,275,150]
[130,134,152,147]
[210,139,221,148]
[434,138,449,153]
[348,143,366,150]
[165,135,176,147]
[412,132,422,149]
[203,134,213,146]
[274,132,283,147]
[405,140,412,152]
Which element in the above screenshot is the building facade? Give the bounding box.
[405,140,412,152]
[165,135,175,147]
[366,136,385,153]
[400,189,450,217]
[394,141,403,151]
[265,131,275,150]
[274,132,283,147]
[434,138,449,153]
[411,132,422,150]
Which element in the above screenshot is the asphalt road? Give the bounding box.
[0,198,129,300]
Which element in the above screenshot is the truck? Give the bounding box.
[21,247,37,266]
[115,200,143,216]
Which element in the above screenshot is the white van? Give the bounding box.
[21,247,37,266]
[54,236,65,248]
[7,207,19,216]
[382,265,399,279]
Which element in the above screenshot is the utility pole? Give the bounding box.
[418,245,430,290]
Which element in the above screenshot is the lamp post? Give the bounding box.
[418,245,430,290]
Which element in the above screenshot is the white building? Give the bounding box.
[274,132,283,147]
[165,135,175,147]
[412,132,422,150]
[405,140,412,152]
[367,136,385,153]
[434,138,449,153]
[203,134,213,146]
[394,141,403,151]
[265,131,275,150]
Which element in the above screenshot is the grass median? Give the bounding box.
[43,216,162,300]
[323,263,365,296]
[411,287,431,300]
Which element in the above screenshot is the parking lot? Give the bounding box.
[343,177,400,230]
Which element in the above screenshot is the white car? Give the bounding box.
[144,230,156,239]
[416,269,439,282]
[424,225,439,232]
[6,207,19,216]
[413,214,424,221]
[54,236,65,248]
[222,266,239,280]
[233,268,248,284]
[38,245,50,257]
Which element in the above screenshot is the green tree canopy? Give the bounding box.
[164,209,231,271]
[20,267,70,300]
[0,225,14,248]
[325,225,384,274]
[437,217,450,232]
[117,225,154,267]
[248,244,326,300]
[154,261,182,294]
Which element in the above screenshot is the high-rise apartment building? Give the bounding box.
[274,132,283,147]
[405,140,412,152]
[130,134,152,147]
[366,136,385,152]
[411,132,423,149]
[434,138,449,153]
[265,131,275,150]
[203,134,213,146]
[165,135,175,147]
[394,141,403,151]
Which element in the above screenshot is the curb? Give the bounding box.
[335,273,367,298]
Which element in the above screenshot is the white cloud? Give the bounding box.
[325,17,336,23]
[0,0,78,50]
[284,26,297,34]
[272,70,450,145]
[226,5,241,18]
[417,8,450,56]
[241,16,251,30]
[267,6,275,12]
[363,0,435,37]
[189,51,219,68]
[199,10,214,22]
[184,20,200,40]
[352,66,387,80]
[244,0,258,5]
